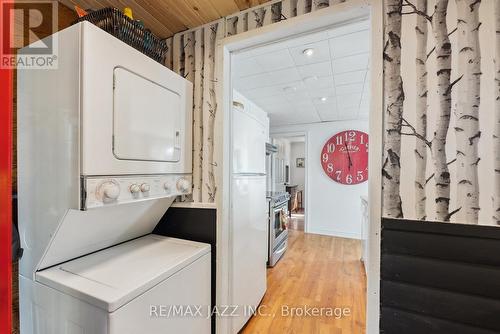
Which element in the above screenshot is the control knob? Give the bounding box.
[100,181,120,201]
[176,178,191,193]
[129,184,140,194]
[140,183,151,193]
[163,182,170,192]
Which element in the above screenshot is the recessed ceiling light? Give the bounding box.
[283,86,297,93]
[303,76,318,84]
[302,48,315,57]
[320,97,328,102]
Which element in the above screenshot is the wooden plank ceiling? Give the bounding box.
[58,0,269,38]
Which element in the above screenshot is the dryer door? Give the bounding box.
[80,22,192,176]
[113,67,181,162]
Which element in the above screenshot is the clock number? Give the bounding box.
[327,163,334,173]
[357,171,364,182]
[360,135,365,144]
[335,170,341,181]
[327,143,335,153]
[322,153,329,163]
[336,136,343,145]
[346,174,353,184]
[346,131,356,142]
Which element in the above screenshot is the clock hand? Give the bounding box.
[345,142,353,170]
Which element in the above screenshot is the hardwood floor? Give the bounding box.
[288,213,305,231]
[241,230,366,334]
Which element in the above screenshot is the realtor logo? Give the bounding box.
[1,0,58,69]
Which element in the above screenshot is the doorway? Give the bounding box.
[221,2,383,333]
[271,134,307,232]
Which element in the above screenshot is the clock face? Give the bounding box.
[321,130,368,185]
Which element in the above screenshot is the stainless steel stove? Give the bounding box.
[266,191,290,267]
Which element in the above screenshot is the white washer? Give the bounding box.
[25,235,211,334]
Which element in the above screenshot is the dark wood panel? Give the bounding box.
[382,229,500,267]
[381,253,500,299]
[382,280,500,331]
[382,218,500,240]
[381,218,500,334]
[381,307,499,334]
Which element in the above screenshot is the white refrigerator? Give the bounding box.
[230,95,269,333]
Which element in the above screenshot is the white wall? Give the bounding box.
[290,142,306,192]
[271,119,369,239]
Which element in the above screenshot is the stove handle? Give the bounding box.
[274,239,287,257]
[280,208,289,229]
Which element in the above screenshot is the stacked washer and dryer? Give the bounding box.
[17,22,210,334]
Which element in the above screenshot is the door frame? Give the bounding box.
[216,1,384,333]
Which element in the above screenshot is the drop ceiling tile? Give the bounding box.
[337,93,362,109]
[242,85,284,99]
[361,86,370,100]
[326,20,370,38]
[305,76,335,91]
[247,40,288,58]
[292,99,316,111]
[285,31,329,48]
[317,109,340,122]
[253,95,290,109]
[334,70,367,85]
[308,88,336,99]
[234,48,255,60]
[233,57,265,78]
[335,83,364,96]
[297,61,333,78]
[289,40,331,66]
[264,67,302,86]
[314,100,337,112]
[360,97,370,110]
[284,91,312,103]
[364,70,371,86]
[337,107,360,120]
[260,104,292,114]
[254,49,295,72]
[281,80,308,94]
[234,73,270,91]
[332,53,369,74]
[362,86,370,100]
[358,108,370,119]
[329,30,370,59]
[271,107,320,124]
[290,111,321,124]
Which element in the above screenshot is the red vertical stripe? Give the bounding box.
[0,0,13,333]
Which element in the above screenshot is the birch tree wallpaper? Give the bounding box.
[383,0,500,225]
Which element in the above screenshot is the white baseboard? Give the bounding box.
[306,228,361,240]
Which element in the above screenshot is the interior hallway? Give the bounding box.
[241,230,366,334]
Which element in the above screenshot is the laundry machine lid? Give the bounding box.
[36,234,210,312]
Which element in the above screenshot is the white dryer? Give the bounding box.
[17,22,209,334]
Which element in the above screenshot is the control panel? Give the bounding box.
[82,174,192,209]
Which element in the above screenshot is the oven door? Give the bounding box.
[272,203,288,247]
[80,22,192,176]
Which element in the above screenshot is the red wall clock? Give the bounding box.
[321,130,368,185]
